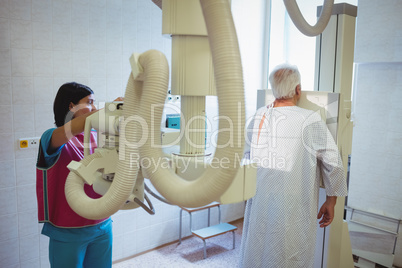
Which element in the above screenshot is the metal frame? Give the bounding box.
[178,203,221,244]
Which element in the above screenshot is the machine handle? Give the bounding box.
[134,193,155,215]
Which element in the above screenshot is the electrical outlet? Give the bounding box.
[19,137,40,149]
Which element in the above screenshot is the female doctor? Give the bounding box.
[36,82,121,268]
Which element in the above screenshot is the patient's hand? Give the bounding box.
[317,196,337,228]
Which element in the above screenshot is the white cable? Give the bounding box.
[135,0,245,208]
[284,0,334,36]
[65,74,141,220]
[65,0,245,217]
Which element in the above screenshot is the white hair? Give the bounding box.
[268,63,301,99]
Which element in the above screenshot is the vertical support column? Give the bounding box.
[180,96,206,155]
[162,0,218,156]
[314,3,357,268]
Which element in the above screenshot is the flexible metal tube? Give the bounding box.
[65,0,246,217]
[137,0,245,208]
[65,74,141,219]
[284,0,334,36]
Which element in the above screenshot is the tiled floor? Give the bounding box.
[113,219,243,268]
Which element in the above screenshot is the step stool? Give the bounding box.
[178,203,238,259]
[192,222,237,259]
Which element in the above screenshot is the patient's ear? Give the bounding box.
[295,85,301,95]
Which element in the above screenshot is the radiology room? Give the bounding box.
[0,0,401,267]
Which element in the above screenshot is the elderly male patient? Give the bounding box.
[239,63,348,268]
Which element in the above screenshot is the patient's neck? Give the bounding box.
[273,97,297,107]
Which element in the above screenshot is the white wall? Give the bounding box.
[0,0,266,267]
[349,1,402,266]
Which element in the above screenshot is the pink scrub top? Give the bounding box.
[36,128,108,229]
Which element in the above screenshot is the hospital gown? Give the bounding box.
[239,105,348,268]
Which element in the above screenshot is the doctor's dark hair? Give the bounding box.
[53,82,94,127]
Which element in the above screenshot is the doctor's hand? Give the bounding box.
[317,196,337,228]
